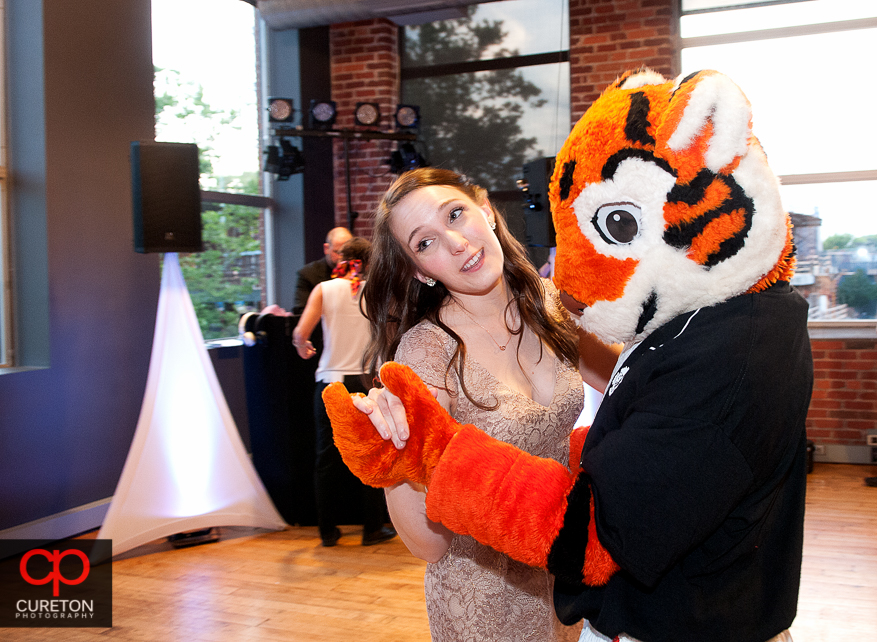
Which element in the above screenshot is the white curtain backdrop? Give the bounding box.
[97,253,285,557]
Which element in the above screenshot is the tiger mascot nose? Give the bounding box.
[559,290,587,317]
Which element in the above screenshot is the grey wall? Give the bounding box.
[263,26,306,310]
[0,0,160,533]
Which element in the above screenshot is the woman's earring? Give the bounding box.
[425,277,436,287]
[490,221,496,230]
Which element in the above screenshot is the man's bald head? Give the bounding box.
[324,227,353,268]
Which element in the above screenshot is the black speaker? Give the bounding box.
[521,157,556,247]
[131,141,203,253]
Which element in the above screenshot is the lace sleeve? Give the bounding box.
[394,322,459,399]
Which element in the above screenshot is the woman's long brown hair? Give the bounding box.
[362,168,579,409]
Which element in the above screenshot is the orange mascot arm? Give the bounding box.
[323,362,619,586]
[322,362,459,488]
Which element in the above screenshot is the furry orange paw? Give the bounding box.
[323,362,462,487]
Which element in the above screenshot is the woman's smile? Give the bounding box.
[461,248,484,272]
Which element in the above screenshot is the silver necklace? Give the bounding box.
[460,306,512,351]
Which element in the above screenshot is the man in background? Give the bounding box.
[293,226,353,314]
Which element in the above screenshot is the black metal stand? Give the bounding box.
[273,126,417,231]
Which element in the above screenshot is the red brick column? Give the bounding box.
[808,339,877,450]
[329,19,400,238]
[568,0,679,123]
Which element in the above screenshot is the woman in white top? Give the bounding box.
[293,237,396,547]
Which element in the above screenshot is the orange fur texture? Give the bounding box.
[324,362,461,488]
[584,496,621,586]
[425,421,619,585]
[424,424,573,569]
[326,361,621,586]
[748,221,797,293]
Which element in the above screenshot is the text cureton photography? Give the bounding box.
[0,539,112,628]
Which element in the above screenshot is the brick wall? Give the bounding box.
[329,19,400,237]
[568,0,678,122]
[809,339,877,459]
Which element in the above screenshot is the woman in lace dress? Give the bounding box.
[356,168,618,641]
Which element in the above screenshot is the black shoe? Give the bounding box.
[321,527,342,547]
[362,525,397,546]
[866,477,877,487]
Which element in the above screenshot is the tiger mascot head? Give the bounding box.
[551,69,795,345]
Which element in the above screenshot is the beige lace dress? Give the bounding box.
[395,301,585,641]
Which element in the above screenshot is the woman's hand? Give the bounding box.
[352,386,411,449]
[293,339,316,359]
[351,384,441,450]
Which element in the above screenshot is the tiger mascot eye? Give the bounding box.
[324,70,813,642]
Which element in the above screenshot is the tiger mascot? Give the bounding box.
[323,69,813,642]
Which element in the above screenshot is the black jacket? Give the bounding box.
[553,283,813,642]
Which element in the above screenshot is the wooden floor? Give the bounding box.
[5,463,877,641]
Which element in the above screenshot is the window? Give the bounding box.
[0,0,9,366]
[152,0,266,340]
[402,0,570,194]
[681,0,877,322]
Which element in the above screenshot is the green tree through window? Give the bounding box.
[181,181,263,339]
[837,269,877,318]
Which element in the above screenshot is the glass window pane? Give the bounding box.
[153,0,263,339]
[682,0,806,14]
[682,0,877,320]
[681,29,877,176]
[518,63,571,157]
[404,62,570,192]
[681,0,877,37]
[403,0,569,67]
[783,181,877,321]
[177,203,264,340]
[152,0,259,184]
[781,181,877,243]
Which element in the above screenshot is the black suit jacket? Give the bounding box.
[293,258,333,315]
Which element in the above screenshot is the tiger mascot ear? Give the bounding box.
[655,70,753,183]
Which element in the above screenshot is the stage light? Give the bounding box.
[263,140,305,180]
[267,97,294,124]
[263,145,282,175]
[388,142,428,174]
[395,104,420,130]
[309,99,337,130]
[279,139,305,175]
[354,102,381,127]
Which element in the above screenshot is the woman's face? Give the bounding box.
[390,184,505,297]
